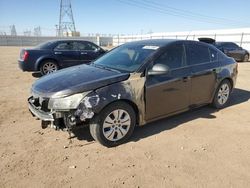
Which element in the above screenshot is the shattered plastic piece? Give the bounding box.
[80,111,94,121]
[75,95,99,121]
[83,95,100,108]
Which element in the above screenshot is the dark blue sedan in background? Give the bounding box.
[18,40,106,75]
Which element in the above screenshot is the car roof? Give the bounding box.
[123,39,213,48]
[124,39,181,47]
[47,39,92,44]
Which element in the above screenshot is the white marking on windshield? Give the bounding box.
[142,46,159,50]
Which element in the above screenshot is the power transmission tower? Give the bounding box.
[34,26,42,36]
[58,0,76,37]
[10,25,17,36]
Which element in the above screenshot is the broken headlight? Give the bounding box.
[48,93,87,110]
[75,95,100,121]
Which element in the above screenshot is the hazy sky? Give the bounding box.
[0,0,249,35]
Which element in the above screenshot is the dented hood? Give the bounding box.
[32,64,130,98]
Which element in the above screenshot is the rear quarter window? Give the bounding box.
[218,51,228,61]
[36,41,53,49]
[222,42,239,49]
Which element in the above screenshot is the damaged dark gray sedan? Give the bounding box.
[28,39,238,147]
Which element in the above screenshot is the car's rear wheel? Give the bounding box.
[212,79,232,109]
[40,60,58,75]
[243,54,249,62]
[89,101,136,147]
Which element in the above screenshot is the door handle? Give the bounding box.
[81,52,88,55]
[54,52,62,55]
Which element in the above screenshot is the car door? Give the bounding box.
[145,43,191,121]
[53,41,80,68]
[78,42,104,64]
[185,42,217,105]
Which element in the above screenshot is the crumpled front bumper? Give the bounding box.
[28,97,54,121]
[28,92,98,129]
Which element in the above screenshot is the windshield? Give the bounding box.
[93,43,159,72]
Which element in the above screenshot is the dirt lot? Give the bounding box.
[0,46,250,188]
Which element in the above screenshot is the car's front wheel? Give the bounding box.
[40,60,58,75]
[212,79,232,109]
[89,101,136,147]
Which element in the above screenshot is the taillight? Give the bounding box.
[23,51,29,61]
[21,50,29,61]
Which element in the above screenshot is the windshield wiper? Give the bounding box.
[92,63,121,73]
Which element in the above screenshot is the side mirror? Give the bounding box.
[148,64,169,76]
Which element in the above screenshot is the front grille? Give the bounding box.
[41,99,50,112]
[29,96,50,112]
[32,97,40,107]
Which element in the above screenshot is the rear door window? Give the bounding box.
[77,42,87,50]
[186,43,210,65]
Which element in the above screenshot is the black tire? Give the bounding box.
[89,101,136,147]
[40,60,58,75]
[243,54,249,62]
[212,79,232,109]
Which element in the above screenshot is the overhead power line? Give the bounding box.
[142,0,250,26]
[116,0,250,27]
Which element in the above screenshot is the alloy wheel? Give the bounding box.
[217,83,230,105]
[102,109,131,141]
[42,62,58,75]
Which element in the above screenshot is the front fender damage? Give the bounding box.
[75,95,100,121]
[78,73,146,126]
[61,94,101,136]
[61,73,146,133]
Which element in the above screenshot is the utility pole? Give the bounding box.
[58,0,76,37]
